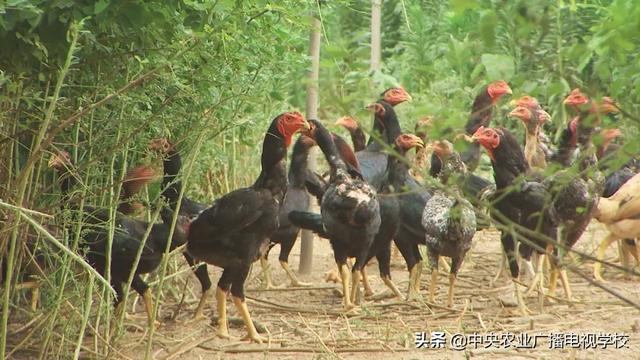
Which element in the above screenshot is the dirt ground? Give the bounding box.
[83,221,638,360]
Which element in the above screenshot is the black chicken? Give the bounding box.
[148,138,213,319]
[472,126,556,314]
[430,80,512,177]
[597,128,637,197]
[260,135,316,288]
[49,151,183,327]
[186,111,308,343]
[290,119,381,310]
[422,140,476,308]
[550,117,579,167]
[541,89,608,296]
[357,88,412,190]
[361,101,433,301]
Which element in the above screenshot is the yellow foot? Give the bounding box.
[324,269,341,283]
[150,320,162,329]
[242,333,267,344]
[189,312,207,323]
[407,289,423,302]
[516,305,532,316]
[343,303,358,313]
[260,281,278,290]
[593,271,606,282]
[290,280,312,287]
[216,328,230,339]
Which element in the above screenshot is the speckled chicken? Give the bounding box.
[421,140,476,307]
[292,119,381,311]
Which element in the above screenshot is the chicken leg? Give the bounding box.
[361,267,374,297]
[215,287,230,339]
[513,279,530,315]
[558,269,573,300]
[233,296,266,343]
[593,233,618,281]
[407,263,423,301]
[429,268,438,303]
[260,257,275,289]
[193,288,211,320]
[447,274,457,308]
[492,252,508,285]
[548,263,558,293]
[339,264,355,311]
[525,249,548,297]
[414,260,423,293]
[381,275,405,301]
[279,260,311,287]
[351,270,362,306]
[407,264,420,301]
[142,289,156,328]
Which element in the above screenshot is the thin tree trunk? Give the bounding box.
[299,9,321,275]
[370,0,382,72]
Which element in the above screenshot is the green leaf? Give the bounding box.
[450,0,479,14]
[94,0,110,14]
[480,54,515,81]
[479,11,497,48]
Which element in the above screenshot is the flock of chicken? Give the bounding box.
[45,82,640,343]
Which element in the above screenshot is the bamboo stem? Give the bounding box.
[73,273,95,360]
[1,23,81,359]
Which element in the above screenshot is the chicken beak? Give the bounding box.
[301,118,311,131]
[538,109,551,122]
[47,156,57,168]
[505,86,513,95]
[470,133,481,142]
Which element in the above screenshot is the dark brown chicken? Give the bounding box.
[148,138,212,319]
[49,151,182,327]
[335,116,366,152]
